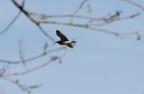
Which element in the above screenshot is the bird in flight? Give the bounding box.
[53,30,76,48]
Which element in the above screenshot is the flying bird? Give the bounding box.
[54,30,76,48]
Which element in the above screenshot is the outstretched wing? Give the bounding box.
[65,43,73,48]
[56,30,69,41]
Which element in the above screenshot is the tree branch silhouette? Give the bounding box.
[12,0,55,42]
[123,0,144,11]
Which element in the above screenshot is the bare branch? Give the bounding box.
[2,78,42,94]
[0,67,6,77]
[4,54,61,77]
[30,11,139,26]
[2,46,67,77]
[0,47,65,64]
[12,0,39,24]
[0,8,21,35]
[37,25,55,42]
[0,64,10,77]
[11,0,55,42]
[43,42,48,54]
[123,0,144,11]
[40,20,144,37]
[0,0,26,35]
[87,4,92,13]
[71,0,89,22]
[72,0,89,15]
[19,40,29,70]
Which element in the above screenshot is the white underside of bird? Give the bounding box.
[64,41,76,44]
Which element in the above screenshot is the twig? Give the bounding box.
[19,40,28,70]
[37,25,55,42]
[87,4,92,13]
[0,9,21,35]
[0,0,25,35]
[43,42,48,54]
[2,78,42,94]
[71,0,89,22]
[4,55,60,77]
[0,47,65,64]
[0,64,10,77]
[123,0,144,11]
[72,0,89,15]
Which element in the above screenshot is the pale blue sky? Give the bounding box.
[0,0,144,94]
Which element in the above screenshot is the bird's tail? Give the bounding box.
[71,41,77,43]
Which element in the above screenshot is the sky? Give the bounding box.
[0,0,144,94]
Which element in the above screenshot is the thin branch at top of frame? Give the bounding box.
[123,0,144,11]
[72,0,89,15]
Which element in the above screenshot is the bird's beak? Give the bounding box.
[52,42,57,46]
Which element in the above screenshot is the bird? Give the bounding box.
[53,30,76,48]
